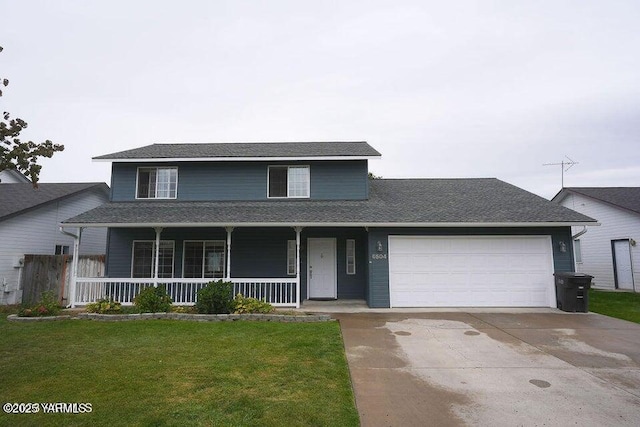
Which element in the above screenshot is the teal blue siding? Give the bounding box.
[301,228,368,301]
[366,227,575,308]
[231,228,295,278]
[110,160,369,201]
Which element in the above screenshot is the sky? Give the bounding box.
[2,0,639,199]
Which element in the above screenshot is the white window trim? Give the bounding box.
[182,240,226,278]
[131,240,175,278]
[287,240,297,275]
[574,239,582,264]
[55,244,70,255]
[135,166,179,200]
[267,165,310,199]
[346,239,356,275]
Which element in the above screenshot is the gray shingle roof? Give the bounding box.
[63,179,595,226]
[94,142,381,160]
[555,187,640,215]
[0,183,110,222]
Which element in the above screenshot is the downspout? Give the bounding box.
[572,226,588,240]
[59,226,82,308]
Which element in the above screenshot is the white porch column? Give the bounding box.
[69,227,83,308]
[225,226,234,279]
[294,226,303,308]
[153,227,163,287]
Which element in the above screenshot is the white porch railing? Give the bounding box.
[74,278,298,307]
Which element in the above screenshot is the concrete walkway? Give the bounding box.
[334,311,640,426]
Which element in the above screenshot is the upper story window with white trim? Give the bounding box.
[137,167,178,199]
[268,166,310,198]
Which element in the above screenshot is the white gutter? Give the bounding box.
[93,155,380,163]
[60,221,600,228]
[572,226,589,239]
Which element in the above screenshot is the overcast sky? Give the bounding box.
[2,0,639,199]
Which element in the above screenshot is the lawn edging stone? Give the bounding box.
[6,314,73,322]
[8,312,332,322]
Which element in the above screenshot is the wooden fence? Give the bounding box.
[20,255,105,306]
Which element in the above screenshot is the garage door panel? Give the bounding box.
[389,236,554,308]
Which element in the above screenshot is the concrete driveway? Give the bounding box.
[335,311,640,426]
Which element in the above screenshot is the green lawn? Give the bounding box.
[589,289,640,324]
[0,314,359,426]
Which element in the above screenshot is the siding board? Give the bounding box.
[111,160,369,201]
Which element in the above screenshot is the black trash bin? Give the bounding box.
[554,272,593,312]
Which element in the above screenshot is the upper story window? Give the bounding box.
[268,166,310,198]
[137,167,178,199]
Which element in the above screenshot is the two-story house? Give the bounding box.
[62,142,595,308]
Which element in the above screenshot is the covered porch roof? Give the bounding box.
[61,179,597,228]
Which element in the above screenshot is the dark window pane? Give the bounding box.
[183,242,204,278]
[132,242,154,278]
[137,170,152,198]
[269,167,287,198]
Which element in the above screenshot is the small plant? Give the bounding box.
[18,291,61,317]
[233,294,275,314]
[86,298,122,314]
[133,286,172,313]
[196,280,234,314]
[171,305,196,314]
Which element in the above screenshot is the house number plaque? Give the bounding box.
[371,254,387,260]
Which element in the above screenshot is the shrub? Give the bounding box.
[233,294,275,314]
[195,280,234,314]
[133,286,172,313]
[18,291,61,317]
[86,298,122,314]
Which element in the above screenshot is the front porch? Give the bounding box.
[66,226,368,308]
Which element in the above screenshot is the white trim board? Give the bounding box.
[93,156,379,163]
[62,221,599,228]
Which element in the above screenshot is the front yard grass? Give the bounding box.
[589,289,640,324]
[0,315,358,426]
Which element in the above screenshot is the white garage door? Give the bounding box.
[389,236,555,308]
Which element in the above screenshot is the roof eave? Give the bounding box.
[60,220,600,228]
[93,155,381,163]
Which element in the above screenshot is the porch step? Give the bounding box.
[299,299,368,313]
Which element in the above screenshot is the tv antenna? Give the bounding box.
[543,156,578,188]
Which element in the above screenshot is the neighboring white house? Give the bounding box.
[0,181,110,304]
[553,187,639,292]
[0,169,31,184]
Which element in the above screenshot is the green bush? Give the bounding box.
[134,286,172,313]
[86,298,122,314]
[233,294,275,314]
[19,291,61,317]
[196,280,234,314]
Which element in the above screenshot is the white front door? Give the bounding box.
[308,238,337,299]
[613,240,634,290]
